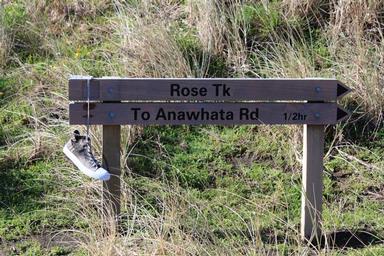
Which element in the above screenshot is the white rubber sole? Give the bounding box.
[63,145,110,181]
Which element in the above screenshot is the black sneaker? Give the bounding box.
[63,130,110,181]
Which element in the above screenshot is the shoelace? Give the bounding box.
[83,142,100,169]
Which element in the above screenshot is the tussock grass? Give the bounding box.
[329,0,384,41]
[52,171,308,255]
[114,1,191,78]
[0,30,9,73]
[0,2,10,72]
[1,0,384,255]
[328,0,384,128]
[187,0,250,75]
[53,156,384,255]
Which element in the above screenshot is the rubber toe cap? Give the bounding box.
[96,168,111,181]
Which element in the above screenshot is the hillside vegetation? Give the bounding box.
[0,0,383,255]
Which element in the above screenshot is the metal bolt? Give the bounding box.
[315,87,321,93]
[108,112,116,119]
[315,113,320,119]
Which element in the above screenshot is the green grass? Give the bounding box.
[1,0,384,255]
[0,160,73,240]
[125,125,383,253]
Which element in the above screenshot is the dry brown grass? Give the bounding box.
[251,35,320,78]
[282,0,318,16]
[113,1,191,78]
[282,0,329,26]
[25,0,112,34]
[2,1,384,255]
[329,0,384,41]
[187,0,250,76]
[52,171,315,256]
[249,0,384,127]
[328,0,384,127]
[0,33,9,73]
[331,39,384,128]
[0,3,10,72]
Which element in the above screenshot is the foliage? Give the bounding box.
[0,0,383,255]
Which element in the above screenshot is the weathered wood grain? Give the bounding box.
[69,102,343,125]
[102,125,121,230]
[301,125,324,243]
[68,78,351,101]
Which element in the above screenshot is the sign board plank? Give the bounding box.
[69,78,351,102]
[69,102,347,125]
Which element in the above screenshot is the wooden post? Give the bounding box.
[102,125,121,229]
[301,124,324,243]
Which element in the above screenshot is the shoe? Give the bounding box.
[63,130,110,181]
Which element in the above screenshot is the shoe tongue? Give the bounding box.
[73,131,87,142]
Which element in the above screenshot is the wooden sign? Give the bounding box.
[69,77,350,101]
[67,76,351,244]
[69,102,349,125]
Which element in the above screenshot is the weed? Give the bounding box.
[1,0,384,255]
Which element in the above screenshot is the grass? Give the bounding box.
[1,0,384,255]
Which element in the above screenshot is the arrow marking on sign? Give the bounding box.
[337,106,350,122]
[337,81,352,99]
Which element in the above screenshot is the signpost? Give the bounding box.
[69,78,350,101]
[68,77,351,243]
[69,102,347,125]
